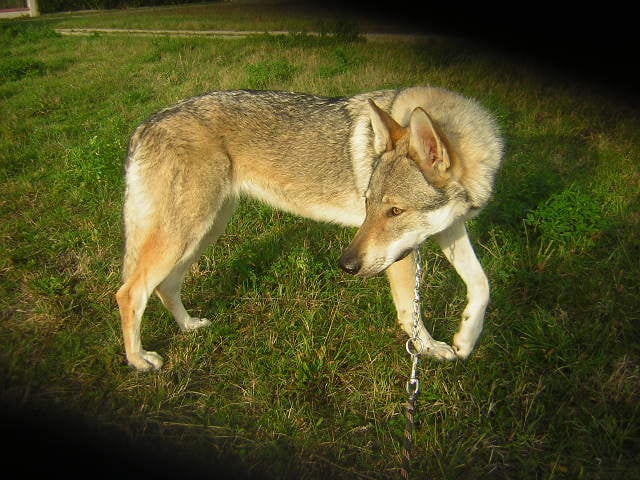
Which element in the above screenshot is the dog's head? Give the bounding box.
[340,100,471,277]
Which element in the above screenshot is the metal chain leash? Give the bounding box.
[400,249,424,480]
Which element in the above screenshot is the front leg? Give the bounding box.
[386,251,457,361]
[434,221,490,359]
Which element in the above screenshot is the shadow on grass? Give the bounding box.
[199,216,349,309]
[1,398,263,480]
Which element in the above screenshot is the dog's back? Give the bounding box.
[127,90,369,226]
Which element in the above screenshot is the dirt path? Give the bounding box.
[55,27,427,43]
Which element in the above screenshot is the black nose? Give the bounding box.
[339,253,361,275]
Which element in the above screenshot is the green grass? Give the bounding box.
[2,5,640,479]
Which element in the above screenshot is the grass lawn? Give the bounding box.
[1,4,639,479]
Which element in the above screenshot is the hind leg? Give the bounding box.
[117,197,237,371]
[116,233,182,371]
[155,262,211,333]
[154,197,237,332]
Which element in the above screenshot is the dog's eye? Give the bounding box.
[388,206,404,217]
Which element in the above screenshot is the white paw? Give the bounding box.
[421,339,457,361]
[128,350,164,371]
[452,314,482,359]
[180,317,211,332]
[453,330,479,360]
[453,331,476,359]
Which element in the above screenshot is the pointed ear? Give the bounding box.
[368,99,406,153]
[408,107,451,181]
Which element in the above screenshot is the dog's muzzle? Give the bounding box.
[339,248,414,276]
[339,251,361,275]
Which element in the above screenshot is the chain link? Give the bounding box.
[405,248,423,395]
[401,249,423,480]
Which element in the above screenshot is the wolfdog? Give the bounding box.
[116,87,503,371]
